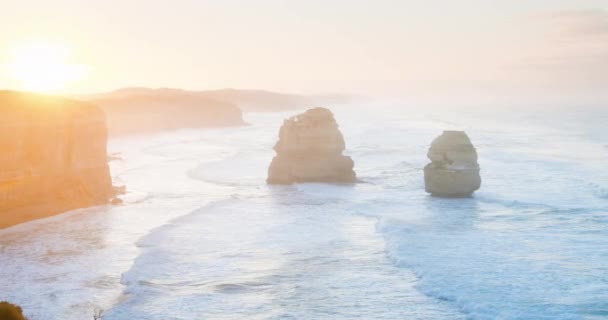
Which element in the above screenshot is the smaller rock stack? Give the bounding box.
[267,107,357,184]
[424,131,481,197]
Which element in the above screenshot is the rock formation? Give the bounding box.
[423,130,481,197]
[267,107,356,184]
[0,91,116,229]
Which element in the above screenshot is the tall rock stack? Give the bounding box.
[423,131,481,197]
[0,91,116,229]
[267,107,356,184]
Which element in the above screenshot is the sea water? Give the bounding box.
[1,104,607,320]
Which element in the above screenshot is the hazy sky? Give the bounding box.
[2,0,608,104]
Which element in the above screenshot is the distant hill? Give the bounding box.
[85,88,245,136]
[201,89,314,112]
[203,89,363,112]
[85,87,360,112]
[83,87,361,136]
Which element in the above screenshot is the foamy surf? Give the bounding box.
[1,106,607,320]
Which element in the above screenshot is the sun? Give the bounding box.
[7,41,87,93]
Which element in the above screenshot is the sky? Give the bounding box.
[1,0,608,104]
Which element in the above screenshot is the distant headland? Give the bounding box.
[81,87,360,136]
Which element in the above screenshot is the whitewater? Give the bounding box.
[1,104,607,320]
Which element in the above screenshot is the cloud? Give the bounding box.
[506,10,608,102]
[526,10,608,60]
[540,10,608,38]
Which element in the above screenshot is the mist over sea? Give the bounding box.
[1,103,607,320]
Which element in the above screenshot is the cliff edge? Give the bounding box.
[0,91,115,229]
[267,107,357,184]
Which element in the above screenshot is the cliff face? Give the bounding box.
[423,130,481,197]
[267,107,357,184]
[0,91,115,229]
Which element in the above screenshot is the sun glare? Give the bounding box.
[7,41,87,93]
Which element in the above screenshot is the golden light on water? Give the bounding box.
[7,41,88,93]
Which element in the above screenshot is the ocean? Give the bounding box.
[1,104,607,319]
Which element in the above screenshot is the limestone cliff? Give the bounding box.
[267,107,357,184]
[0,91,115,229]
[423,130,481,197]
